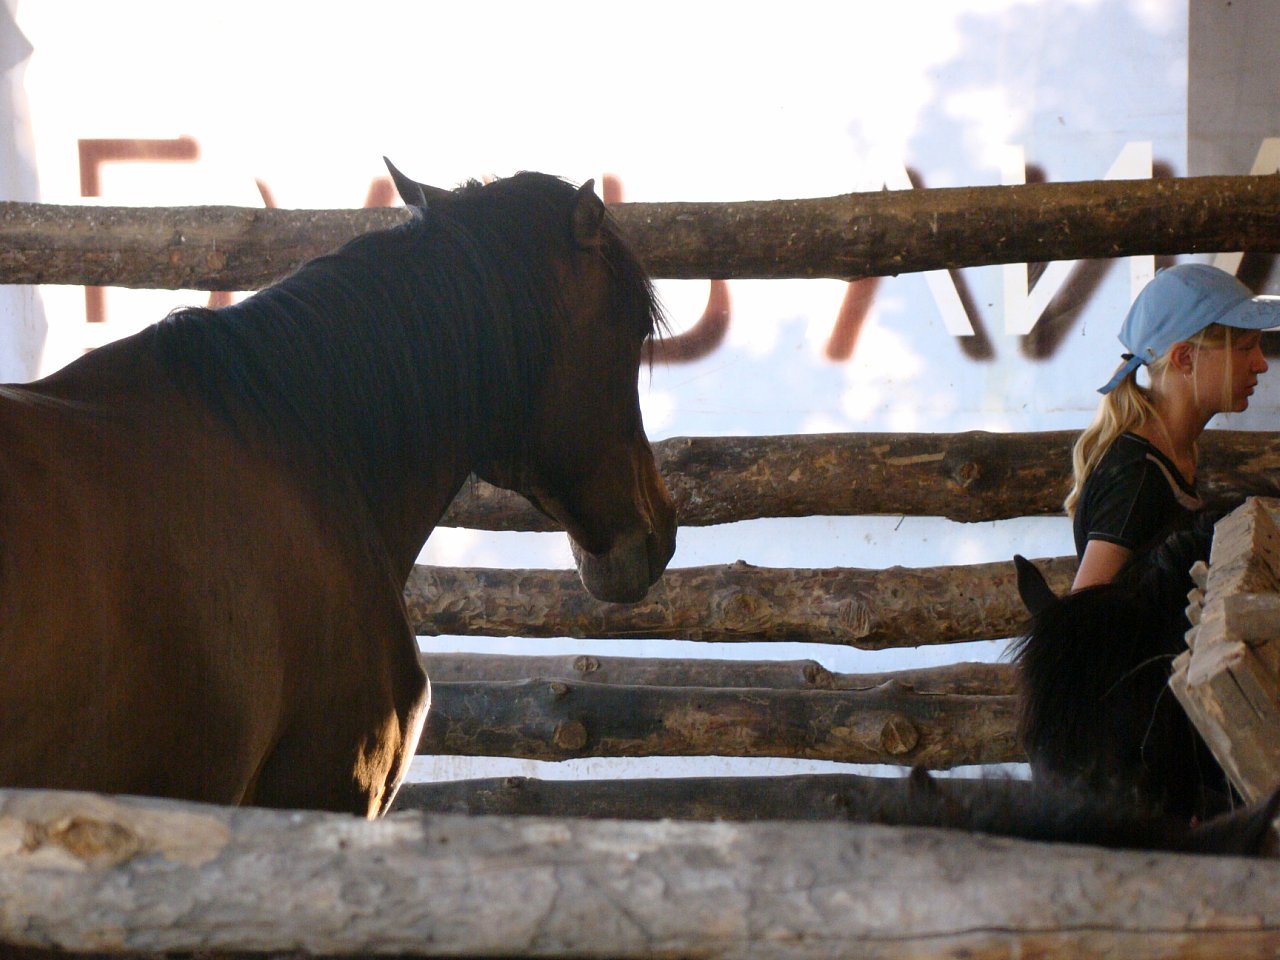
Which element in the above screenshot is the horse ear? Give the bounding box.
[383,157,453,208]
[1014,554,1058,618]
[571,179,607,249]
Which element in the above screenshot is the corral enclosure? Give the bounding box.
[7,3,1280,956]
[4,181,1280,958]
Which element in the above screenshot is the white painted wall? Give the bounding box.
[0,0,44,382]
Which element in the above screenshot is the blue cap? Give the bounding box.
[1098,263,1280,394]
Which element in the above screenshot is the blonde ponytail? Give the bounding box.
[1064,324,1233,516]
[1064,367,1162,516]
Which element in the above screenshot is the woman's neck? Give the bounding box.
[1134,394,1209,484]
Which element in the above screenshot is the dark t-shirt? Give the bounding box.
[1072,432,1203,560]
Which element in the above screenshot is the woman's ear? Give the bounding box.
[1168,341,1196,376]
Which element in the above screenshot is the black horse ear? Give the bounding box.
[383,157,453,208]
[1014,554,1058,618]
[571,179,606,249]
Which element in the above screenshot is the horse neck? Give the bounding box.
[168,242,513,580]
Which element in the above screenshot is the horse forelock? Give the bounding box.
[450,172,666,341]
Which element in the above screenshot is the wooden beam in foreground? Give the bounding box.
[3,789,1279,959]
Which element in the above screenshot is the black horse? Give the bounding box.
[1010,510,1233,822]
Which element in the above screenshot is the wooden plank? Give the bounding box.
[1173,641,1280,802]
[1173,497,1280,803]
[4,789,1280,960]
[421,679,1021,768]
[418,652,1018,695]
[1202,496,1280,598]
[407,557,1074,648]
[6,175,1280,288]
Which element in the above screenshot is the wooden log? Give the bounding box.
[5,175,1280,288]
[392,772,1022,821]
[4,789,1280,959]
[418,652,1018,696]
[409,557,1071,648]
[421,678,1021,767]
[439,430,1280,529]
[407,556,1071,648]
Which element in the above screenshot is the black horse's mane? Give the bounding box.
[147,172,662,500]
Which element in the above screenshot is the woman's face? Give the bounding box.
[1196,330,1269,414]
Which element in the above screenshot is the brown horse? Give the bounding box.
[0,162,676,817]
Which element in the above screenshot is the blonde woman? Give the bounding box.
[1069,264,1278,591]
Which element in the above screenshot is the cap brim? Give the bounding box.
[1218,295,1280,331]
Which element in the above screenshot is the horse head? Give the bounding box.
[387,160,677,603]
[1010,518,1230,820]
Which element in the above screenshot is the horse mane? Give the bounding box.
[147,172,663,502]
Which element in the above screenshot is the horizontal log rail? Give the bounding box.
[393,772,1025,821]
[3,175,1280,288]
[408,556,1074,648]
[442,430,1280,529]
[422,678,1020,767]
[5,789,1280,959]
[418,652,1017,696]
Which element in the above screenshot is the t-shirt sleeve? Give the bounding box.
[1080,461,1175,552]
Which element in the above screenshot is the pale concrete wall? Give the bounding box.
[0,0,45,382]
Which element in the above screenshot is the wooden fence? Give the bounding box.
[3,176,1280,958]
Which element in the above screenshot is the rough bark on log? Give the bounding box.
[439,429,1280,529]
[421,678,1020,767]
[5,176,1280,288]
[418,652,1018,696]
[0,203,402,291]
[393,772,1024,821]
[408,556,1072,648]
[4,789,1280,960]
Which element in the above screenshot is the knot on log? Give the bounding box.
[879,715,920,756]
[549,681,571,700]
[949,459,982,489]
[716,587,774,632]
[834,597,873,639]
[573,655,600,675]
[25,816,143,868]
[802,661,835,688]
[553,720,588,752]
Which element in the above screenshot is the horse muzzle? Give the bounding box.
[571,524,675,603]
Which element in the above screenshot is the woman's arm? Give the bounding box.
[1072,539,1133,591]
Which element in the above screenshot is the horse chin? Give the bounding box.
[571,528,670,603]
